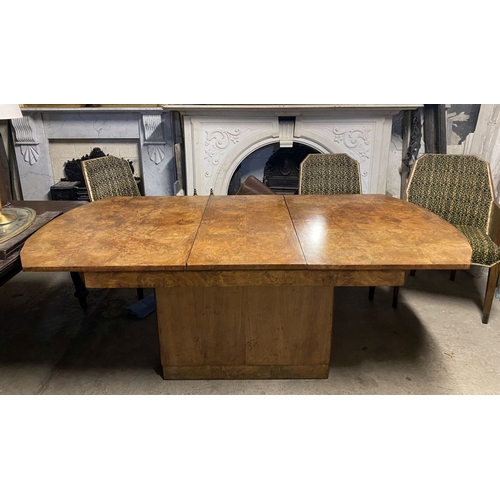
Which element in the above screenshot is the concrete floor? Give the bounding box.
[0,268,499,395]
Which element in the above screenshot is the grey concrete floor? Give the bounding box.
[0,268,499,395]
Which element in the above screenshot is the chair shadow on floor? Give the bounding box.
[57,289,160,372]
[404,269,486,311]
[0,273,160,375]
[330,268,491,369]
[331,286,430,368]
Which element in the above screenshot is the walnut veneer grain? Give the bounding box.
[156,285,334,379]
[84,269,406,288]
[21,194,471,274]
[187,195,305,270]
[21,196,209,272]
[285,194,472,270]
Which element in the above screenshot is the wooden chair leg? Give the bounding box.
[368,286,375,300]
[482,263,500,324]
[450,270,456,281]
[392,286,399,308]
[70,271,89,311]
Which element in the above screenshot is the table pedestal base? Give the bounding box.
[156,285,334,380]
[84,268,407,380]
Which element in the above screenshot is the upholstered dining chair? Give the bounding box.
[400,154,500,324]
[81,155,141,201]
[298,153,362,195]
[70,155,143,310]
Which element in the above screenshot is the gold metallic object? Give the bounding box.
[0,209,17,225]
[0,206,36,243]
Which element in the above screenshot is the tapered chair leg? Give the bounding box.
[482,263,500,324]
[450,270,456,281]
[368,286,375,300]
[392,286,400,308]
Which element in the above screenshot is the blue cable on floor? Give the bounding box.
[128,293,156,318]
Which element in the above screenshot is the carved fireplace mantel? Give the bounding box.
[164,104,420,195]
[11,107,175,200]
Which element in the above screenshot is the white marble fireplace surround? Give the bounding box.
[164,104,420,196]
[11,108,175,200]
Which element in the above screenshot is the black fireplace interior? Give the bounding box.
[228,142,319,195]
[50,148,141,201]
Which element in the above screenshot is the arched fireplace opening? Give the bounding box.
[227,142,320,195]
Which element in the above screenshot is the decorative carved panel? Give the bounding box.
[203,128,246,193]
[12,116,40,165]
[332,127,371,162]
[142,114,166,165]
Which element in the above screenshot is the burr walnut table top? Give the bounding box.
[187,195,305,270]
[21,196,209,272]
[285,194,472,270]
[20,194,472,273]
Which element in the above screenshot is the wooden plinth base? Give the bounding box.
[156,285,334,380]
[163,364,329,380]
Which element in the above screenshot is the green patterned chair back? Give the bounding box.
[299,153,362,195]
[406,154,494,231]
[82,155,141,201]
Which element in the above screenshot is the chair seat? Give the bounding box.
[454,225,500,266]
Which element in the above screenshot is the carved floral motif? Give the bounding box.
[204,129,241,190]
[205,130,240,166]
[333,127,371,162]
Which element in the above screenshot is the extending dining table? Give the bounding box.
[20,194,472,380]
